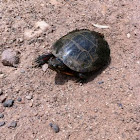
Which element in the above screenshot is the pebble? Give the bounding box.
[117,103,123,109]
[0,96,7,103]
[0,73,4,78]
[42,64,48,72]
[35,21,50,31]
[49,123,60,133]
[94,108,98,113]
[29,101,33,107]
[127,33,131,38]
[17,97,22,102]
[0,113,4,118]
[8,121,17,128]
[26,95,33,100]
[3,99,14,107]
[20,69,25,73]
[0,89,3,95]
[98,81,104,84]
[136,61,140,64]
[1,49,20,67]
[0,121,5,127]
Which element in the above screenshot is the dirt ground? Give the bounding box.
[0,0,140,140]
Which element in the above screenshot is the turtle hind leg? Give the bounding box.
[35,53,54,67]
[60,71,87,83]
[76,73,88,83]
[78,73,87,79]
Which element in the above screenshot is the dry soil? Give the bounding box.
[0,0,140,140]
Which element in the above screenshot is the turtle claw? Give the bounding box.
[34,53,54,68]
[31,56,42,68]
[34,55,45,67]
[32,61,40,68]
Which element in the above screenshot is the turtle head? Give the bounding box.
[48,57,67,72]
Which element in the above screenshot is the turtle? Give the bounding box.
[35,29,110,80]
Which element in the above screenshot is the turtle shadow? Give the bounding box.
[55,58,111,85]
[87,64,111,83]
[86,57,111,83]
[54,73,76,85]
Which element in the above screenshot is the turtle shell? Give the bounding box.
[52,29,110,73]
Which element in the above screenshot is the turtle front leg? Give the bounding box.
[35,53,54,67]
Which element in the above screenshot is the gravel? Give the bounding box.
[20,69,25,73]
[8,121,17,128]
[0,122,5,127]
[3,99,14,107]
[0,114,4,118]
[0,97,7,103]
[0,89,3,95]
[26,95,33,100]
[98,81,104,84]
[49,123,60,133]
[17,97,22,102]
[117,103,124,109]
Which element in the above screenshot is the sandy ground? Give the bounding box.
[0,0,140,140]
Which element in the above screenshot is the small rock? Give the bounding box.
[8,121,17,128]
[98,81,104,84]
[1,49,20,67]
[49,0,59,5]
[3,99,14,107]
[42,64,48,72]
[20,69,25,73]
[94,108,98,113]
[127,33,131,38]
[0,113,4,118]
[24,21,50,39]
[17,97,22,102]
[29,101,33,107]
[18,38,24,43]
[0,96,7,103]
[49,123,60,133]
[35,21,50,31]
[117,103,123,109]
[26,95,33,100]
[136,61,140,64]
[0,89,3,95]
[0,73,4,78]
[0,121,5,127]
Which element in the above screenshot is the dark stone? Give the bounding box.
[49,123,60,133]
[3,99,14,107]
[17,97,22,102]
[0,113,4,118]
[0,89,3,95]
[98,81,104,84]
[8,121,17,128]
[117,103,124,109]
[0,121,5,127]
